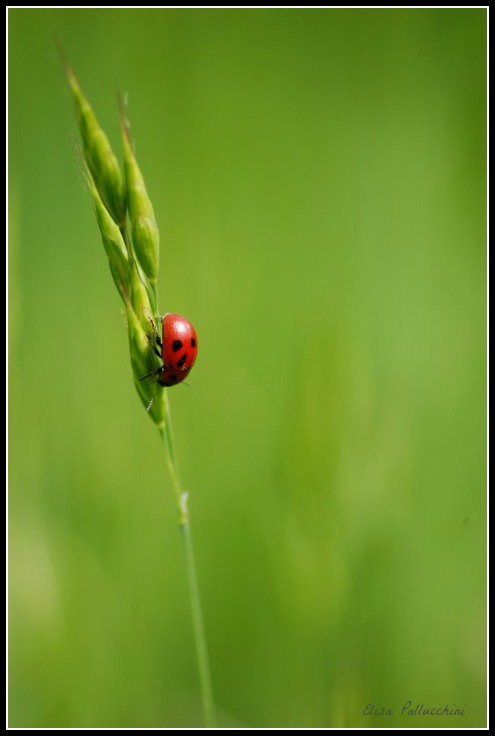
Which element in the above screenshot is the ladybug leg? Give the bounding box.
[139,365,163,382]
[145,332,163,359]
[142,327,163,380]
[147,315,162,344]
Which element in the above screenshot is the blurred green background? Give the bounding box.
[8,8,486,728]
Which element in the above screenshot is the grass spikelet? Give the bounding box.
[125,302,165,426]
[64,62,126,227]
[127,252,156,333]
[85,168,129,304]
[121,117,160,307]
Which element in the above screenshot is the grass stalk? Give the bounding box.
[64,61,215,726]
[159,396,216,728]
[180,519,217,728]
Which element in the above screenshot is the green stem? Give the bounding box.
[159,395,216,728]
[181,519,217,728]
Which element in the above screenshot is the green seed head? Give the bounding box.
[122,127,160,290]
[65,56,170,426]
[126,303,165,427]
[66,65,126,227]
[86,168,129,303]
[127,250,155,332]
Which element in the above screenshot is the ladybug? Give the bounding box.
[141,313,198,387]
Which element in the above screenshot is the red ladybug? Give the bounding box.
[141,313,198,387]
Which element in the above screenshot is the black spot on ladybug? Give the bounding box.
[191,338,196,348]
[169,375,177,382]
[172,340,183,352]
[177,353,188,368]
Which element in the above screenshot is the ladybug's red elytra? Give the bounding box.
[158,313,198,386]
[141,313,198,387]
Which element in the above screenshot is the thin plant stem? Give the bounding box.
[180,520,216,728]
[159,394,216,728]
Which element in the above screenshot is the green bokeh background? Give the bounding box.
[8,8,486,728]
